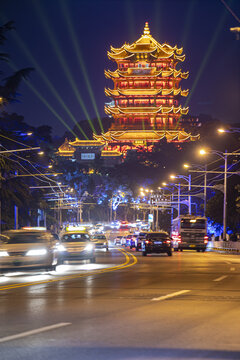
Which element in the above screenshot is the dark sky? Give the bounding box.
[1,0,240,137]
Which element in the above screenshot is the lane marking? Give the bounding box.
[0,322,71,343]
[225,261,231,265]
[213,275,228,282]
[0,249,137,291]
[152,290,190,301]
[230,267,235,271]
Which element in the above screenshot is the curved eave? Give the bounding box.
[107,51,134,60]
[105,105,189,115]
[93,130,199,143]
[105,68,189,80]
[105,87,189,97]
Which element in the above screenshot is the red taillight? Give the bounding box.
[204,235,208,244]
[145,240,151,244]
[163,240,171,244]
[177,235,181,243]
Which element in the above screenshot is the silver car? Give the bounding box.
[0,229,59,273]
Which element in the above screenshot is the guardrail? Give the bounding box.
[208,241,240,254]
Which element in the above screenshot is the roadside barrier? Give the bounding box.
[208,241,240,254]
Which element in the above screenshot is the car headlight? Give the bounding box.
[26,249,48,256]
[0,251,9,257]
[85,243,94,252]
[57,244,66,252]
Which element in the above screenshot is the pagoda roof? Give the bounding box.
[69,138,105,147]
[101,150,123,157]
[108,22,185,62]
[94,130,199,143]
[105,87,189,97]
[104,68,189,79]
[58,138,75,155]
[105,105,189,116]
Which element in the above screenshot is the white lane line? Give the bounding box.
[230,267,236,271]
[213,275,228,282]
[0,322,71,343]
[152,290,190,301]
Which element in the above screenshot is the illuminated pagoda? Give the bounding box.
[58,23,199,164]
[94,22,199,153]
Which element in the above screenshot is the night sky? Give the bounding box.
[1,0,240,137]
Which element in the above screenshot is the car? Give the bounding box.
[92,234,109,251]
[59,229,95,264]
[114,236,123,245]
[141,232,173,257]
[125,234,133,247]
[0,229,59,273]
[136,232,149,251]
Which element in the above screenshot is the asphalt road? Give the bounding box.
[1,246,240,360]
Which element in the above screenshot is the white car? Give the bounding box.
[92,234,109,251]
[0,229,59,273]
[59,231,96,263]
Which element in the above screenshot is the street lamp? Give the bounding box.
[169,174,192,215]
[217,127,240,134]
[183,163,207,216]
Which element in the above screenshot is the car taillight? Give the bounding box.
[204,235,208,244]
[145,240,151,244]
[163,240,171,244]
[177,235,181,243]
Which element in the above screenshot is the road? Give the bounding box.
[1,246,240,360]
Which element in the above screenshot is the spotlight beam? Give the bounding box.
[8,61,79,138]
[60,0,104,133]
[33,1,96,134]
[184,9,228,107]
[1,14,88,139]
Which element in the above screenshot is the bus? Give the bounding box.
[171,215,208,252]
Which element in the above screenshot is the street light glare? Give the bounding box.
[170,174,176,179]
[199,149,207,155]
[162,182,167,186]
[183,164,190,168]
[217,128,225,133]
[38,151,44,155]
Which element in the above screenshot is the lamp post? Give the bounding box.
[0,146,42,233]
[183,163,207,216]
[199,149,240,240]
[170,174,192,215]
[163,182,181,217]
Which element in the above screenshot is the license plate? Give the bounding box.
[154,241,162,244]
[189,245,196,248]
[13,261,21,266]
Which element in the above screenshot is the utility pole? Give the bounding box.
[223,151,227,240]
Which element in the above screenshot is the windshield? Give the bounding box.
[62,233,90,242]
[94,235,106,240]
[147,233,169,240]
[181,219,206,229]
[1,232,47,244]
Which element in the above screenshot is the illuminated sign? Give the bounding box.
[81,153,95,160]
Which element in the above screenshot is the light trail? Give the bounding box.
[0,14,88,139]
[60,0,104,133]
[33,1,96,134]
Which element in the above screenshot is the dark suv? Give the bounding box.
[142,232,172,257]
